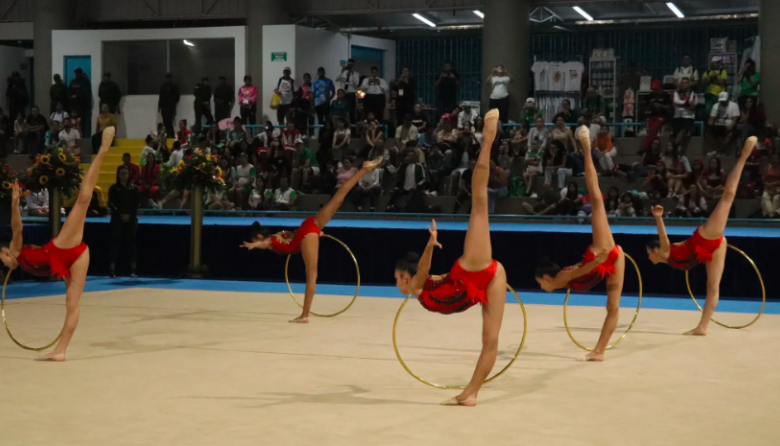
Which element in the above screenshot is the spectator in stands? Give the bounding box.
[487,65,512,123]
[98,72,122,115]
[528,116,549,153]
[176,119,192,148]
[12,113,24,154]
[738,59,760,107]
[617,192,637,217]
[544,140,571,189]
[761,153,780,218]
[45,121,61,150]
[436,114,459,145]
[139,134,158,166]
[228,152,255,209]
[708,92,740,156]
[6,71,29,125]
[394,67,417,126]
[273,69,293,125]
[263,176,297,211]
[0,107,8,155]
[363,120,384,159]
[49,74,69,115]
[675,184,708,218]
[457,103,478,129]
[550,114,576,152]
[630,138,661,178]
[330,89,350,124]
[139,152,160,207]
[558,99,578,124]
[510,126,528,156]
[266,142,290,189]
[108,165,140,278]
[313,67,336,125]
[351,159,382,212]
[410,103,429,137]
[193,77,214,134]
[158,73,180,137]
[435,60,460,121]
[281,121,301,149]
[645,161,670,199]
[458,121,479,161]
[582,86,607,119]
[661,142,691,172]
[523,138,543,198]
[389,150,425,212]
[605,186,620,216]
[214,76,234,123]
[360,66,389,123]
[95,103,117,134]
[316,119,334,167]
[226,117,248,155]
[152,122,168,152]
[368,140,392,176]
[700,157,726,199]
[24,188,49,217]
[667,161,689,197]
[396,114,419,149]
[23,105,48,155]
[702,57,728,116]
[738,97,765,146]
[672,77,697,152]
[58,117,80,155]
[294,73,315,133]
[453,159,476,213]
[332,117,351,161]
[119,153,141,184]
[643,80,673,153]
[207,124,224,154]
[556,181,583,216]
[336,59,360,123]
[165,141,184,169]
[488,160,508,214]
[520,98,542,128]
[426,144,446,194]
[595,125,617,173]
[206,185,235,211]
[673,53,699,88]
[335,157,359,193]
[291,139,318,192]
[50,102,69,125]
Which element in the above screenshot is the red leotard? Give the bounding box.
[418,260,498,315]
[565,245,621,292]
[270,217,322,255]
[17,240,88,279]
[668,227,724,271]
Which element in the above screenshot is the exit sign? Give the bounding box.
[271,52,287,62]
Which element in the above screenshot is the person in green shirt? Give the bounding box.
[738,59,760,106]
[702,56,729,115]
[519,97,542,128]
[291,138,319,192]
[582,86,607,119]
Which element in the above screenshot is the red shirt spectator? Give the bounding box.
[281,123,301,148]
[118,154,141,184]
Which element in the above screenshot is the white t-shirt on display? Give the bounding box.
[531,61,549,91]
[550,62,566,92]
[710,101,740,127]
[490,76,510,100]
[564,62,585,92]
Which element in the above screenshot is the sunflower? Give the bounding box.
[40,155,51,165]
[179,160,185,166]
[206,154,212,161]
[56,168,66,177]
[2,182,11,190]
[217,177,225,184]
[58,153,67,162]
[215,167,223,175]
[39,176,49,185]
[74,156,81,163]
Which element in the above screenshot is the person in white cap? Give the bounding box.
[708,91,740,156]
[702,56,728,115]
[519,97,542,128]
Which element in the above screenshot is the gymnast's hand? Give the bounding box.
[241,241,262,250]
[427,219,442,249]
[11,182,20,204]
[651,205,664,218]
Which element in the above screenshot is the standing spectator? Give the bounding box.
[293,73,314,133]
[395,114,420,148]
[23,106,48,154]
[761,153,780,218]
[394,67,417,126]
[49,74,69,115]
[435,60,460,121]
[139,152,161,207]
[581,86,607,119]
[360,66,389,122]
[672,77,698,151]
[457,103,478,129]
[95,103,117,133]
[335,59,360,123]
[528,116,549,152]
[673,53,699,88]
[330,89,350,124]
[313,67,336,125]
[238,74,259,127]
[98,72,122,115]
[487,65,512,123]
[519,98,542,128]
[6,71,29,124]
[108,165,140,278]
[351,160,382,211]
[642,80,673,152]
[273,69,294,125]
[193,77,214,134]
[68,68,92,136]
[176,119,192,149]
[213,76,234,123]
[738,59,760,107]
[58,117,81,154]
[50,102,69,125]
[118,153,141,184]
[594,125,617,172]
[332,118,351,161]
[708,92,740,156]
[701,57,728,116]
[389,150,425,212]
[158,73,180,137]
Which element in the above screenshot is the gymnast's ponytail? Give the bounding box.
[395,252,420,276]
[534,256,561,279]
[250,221,270,240]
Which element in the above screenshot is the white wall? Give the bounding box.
[51,26,247,139]
[0,45,29,113]
[261,25,396,123]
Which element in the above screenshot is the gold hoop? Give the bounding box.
[284,234,360,318]
[392,284,527,389]
[563,253,643,351]
[1,271,62,351]
[685,244,766,329]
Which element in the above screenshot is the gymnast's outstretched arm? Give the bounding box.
[410,220,442,290]
[551,250,609,289]
[652,205,671,254]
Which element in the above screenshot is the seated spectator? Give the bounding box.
[582,86,607,119]
[351,160,382,212]
[708,92,740,156]
[557,181,583,216]
[667,162,689,197]
[118,153,141,184]
[139,135,159,166]
[404,140,425,166]
[528,117,548,154]
[266,143,290,189]
[557,99,578,124]
[58,117,81,154]
[69,111,82,135]
[139,152,161,207]
[488,160,508,214]
[519,98,542,128]
[332,118,351,161]
[12,112,25,154]
[738,97,765,147]
[510,126,529,156]
[358,112,378,137]
[594,125,617,173]
[523,138,544,197]
[253,121,278,150]
[23,105,48,154]
[675,184,708,218]
[520,192,559,215]
[389,150,425,213]
[688,158,705,187]
[761,153,780,218]
[410,103,429,136]
[319,160,338,193]
[457,103,478,128]
[550,115,576,153]
[247,176,266,209]
[95,103,117,133]
[317,119,335,167]
[605,186,620,217]
[458,121,479,160]
[395,114,419,148]
[661,142,691,172]
[226,117,248,155]
[740,143,763,198]
[699,157,726,199]
[617,192,637,217]
[426,144,446,193]
[45,120,61,149]
[229,153,256,209]
[25,188,49,217]
[473,115,485,145]
[644,161,670,199]
[152,122,168,151]
[281,121,300,148]
[543,140,571,189]
[259,177,297,211]
[419,124,437,149]
[206,187,235,211]
[642,80,673,153]
[108,165,140,278]
[362,120,384,158]
[496,140,513,171]
[330,89,350,123]
[738,59,760,107]
[436,114,459,144]
[290,139,319,192]
[453,159,476,214]
[50,102,69,125]
[335,157,358,193]
[176,119,193,149]
[164,140,184,169]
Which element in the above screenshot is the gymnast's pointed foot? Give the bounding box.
[289,315,310,324]
[35,351,66,362]
[584,351,605,362]
[363,157,384,171]
[441,394,477,407]
[683,326,707,336]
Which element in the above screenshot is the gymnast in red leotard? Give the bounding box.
[0,127,116,361]
[394,109,507,407]
[533,126,622,362]
[241,157,382,324]
[647,136,757,336]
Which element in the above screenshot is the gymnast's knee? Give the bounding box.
[482,331,499,349]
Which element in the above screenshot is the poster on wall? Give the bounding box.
[271,52,288,62]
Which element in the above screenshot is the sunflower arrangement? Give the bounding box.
[164,151,225,194]
[0,163,18,198]
[24,147,82,196]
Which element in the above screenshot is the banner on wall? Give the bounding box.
[271,52,288,62]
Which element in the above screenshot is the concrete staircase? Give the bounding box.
[96,139,148,191]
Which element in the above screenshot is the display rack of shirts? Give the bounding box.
[535,92,581,124]
[531,60,585,93]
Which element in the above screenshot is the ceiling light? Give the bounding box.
[412,13,436,27]
[473,10,484,19]
[183,40,195,47]
[572,6,593,21]
[666,2,685,18]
